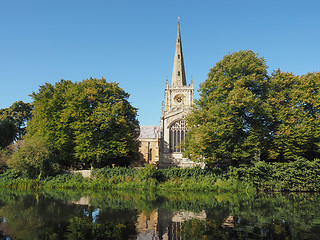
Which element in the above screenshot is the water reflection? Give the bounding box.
[136,209,207,239]
[0,190,319,239]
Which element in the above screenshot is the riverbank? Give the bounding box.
[0,158,319,192]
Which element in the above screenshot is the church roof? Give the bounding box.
[138,126,160,139]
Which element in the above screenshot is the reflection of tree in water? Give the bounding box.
[179,193,320,240]
[66,216,137,240]
[0,191,319,239]
[179,217,307,240]
[0,192,137,239]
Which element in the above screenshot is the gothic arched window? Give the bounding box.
[169,119,186,153]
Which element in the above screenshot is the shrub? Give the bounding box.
[160,167,219,181]
[136,164,162,182]
[226,158,320,191]
[7,137,54,179]
[92,167,136,179]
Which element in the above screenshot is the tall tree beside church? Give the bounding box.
[184,50,272,165]
[267,70,320,161]
[27,78,139,168]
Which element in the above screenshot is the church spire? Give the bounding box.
[171,18,186,87]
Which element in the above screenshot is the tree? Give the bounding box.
[267,70,320,161]
[0,118,17,149]
[0,101,33,140]
[27,80,75,167]
[26,78,139,169]
[184,50,272,165]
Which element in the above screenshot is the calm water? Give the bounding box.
[0,190,319,239]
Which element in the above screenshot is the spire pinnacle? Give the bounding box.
[171,19,186,87]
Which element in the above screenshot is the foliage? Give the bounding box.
[0,169,43,189]
[26,78,139,169]
[185,50,271,165]
[0,149,8,172]
[266,70,320,161]
[136,164,162,181]
[185,50,320,164]
[0,101,33,140]
[7,137,53,179]
[0,118,17,149]
[1,158,320,192]
[227,158,320,191]
[92,166,136,179]
[160,166,221,180]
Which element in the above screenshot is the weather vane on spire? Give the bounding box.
[178,17,180,24]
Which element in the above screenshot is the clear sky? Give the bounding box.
[1,0,319,126]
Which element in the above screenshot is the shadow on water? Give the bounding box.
[0,189,319,239]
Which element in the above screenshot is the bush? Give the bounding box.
[0,149,8,173]
[226,158,320,191]
[7,137,54,179]
[160,166,219,181]
[92,167,136,179]
[136,164,162,182]
[44,173,88,189]
[1,157,319,192]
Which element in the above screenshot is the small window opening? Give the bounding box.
[178,71,180,76]
[178,54,180,59]
[149,149,152,162]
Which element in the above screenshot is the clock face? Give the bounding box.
[174,94,184,103]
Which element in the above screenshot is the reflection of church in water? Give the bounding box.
[135,209,207,240]
[138,22,202,168]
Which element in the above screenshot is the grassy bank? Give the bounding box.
[0,158,319,192]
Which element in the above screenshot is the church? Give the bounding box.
[138,22,202,168]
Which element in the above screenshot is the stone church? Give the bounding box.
[138,22,200,168]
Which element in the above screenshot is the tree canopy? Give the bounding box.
[267,70,320,161]
[184,50,320,165]
[0,119,17,149]
[184,50,271,164]
[26,78,139,169]
[0,101,33,141]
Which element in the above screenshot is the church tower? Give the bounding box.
[159,20,195,168]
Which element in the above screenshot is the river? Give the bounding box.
[0,190,319,239]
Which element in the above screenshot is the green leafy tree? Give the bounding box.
[0,118,17,149]
[184,50,272,165]
[27,78,139,169]
[27,80,76,167]
[267,71,320,161]
[0,101,33,140]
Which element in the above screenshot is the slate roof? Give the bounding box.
[138,126,160,139]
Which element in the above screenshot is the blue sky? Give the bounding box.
[1,0,319,125]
